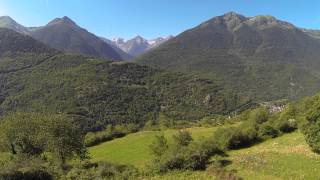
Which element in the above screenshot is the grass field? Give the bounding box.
[226,131,320,180]
[89,127,217,168]
[89,128,320,180]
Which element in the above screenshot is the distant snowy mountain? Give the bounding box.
[105,35,174,57]
[0,15,172,60]
[148,36,174,48]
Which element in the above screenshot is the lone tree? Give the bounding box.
[0,112,87,165]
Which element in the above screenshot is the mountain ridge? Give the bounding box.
[0,16,125,61]
[136,12,320,101]
[0,27,249,131]
[0,15,173,60]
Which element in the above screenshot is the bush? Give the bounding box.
[271,104,298,133]
[0,170,52,180]
[149,134,169,157]
[248,108,269,126]
[84,124,139,147]
[258,122,280,139]
[0,112,87,165]
[273,118,297,133]
[0,156,54,180]
[211,106,295,151]
[114,124,139,135]
[149,131,224,173]
[213,125,258,150]
[298,96,320,153]
[65,162,138,180]
[302,122,320,153]
[172,130,193,146]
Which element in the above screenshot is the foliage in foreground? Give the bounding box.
[213,107,298,150]
[299,94,320,153]
[148,130,224,174]
[0,112,87,164]
[0,111,139,179]
[0,154,139,180]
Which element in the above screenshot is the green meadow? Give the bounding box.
[90,129,320,180]
[89,127,217,168]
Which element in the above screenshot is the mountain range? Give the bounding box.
[0,16,172,61]
[3,12,320,103]
[137,12,320,101]
[105,35,174,57]
[0,27,247,131]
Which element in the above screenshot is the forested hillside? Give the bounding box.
[0,28,249,132]
[137,12,320,101]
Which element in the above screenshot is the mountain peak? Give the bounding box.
[223,12,245,18]
[48,16,77,26]
[62,16,73,22]
[0,16,29,33]
[0,16,21,26]
[132,35,147,43]
[133,35,145,40]
[221,12,247,30]
[0,16,15,22]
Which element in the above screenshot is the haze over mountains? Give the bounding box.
[137,12,320,101]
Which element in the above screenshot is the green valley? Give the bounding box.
[1,5,320,180]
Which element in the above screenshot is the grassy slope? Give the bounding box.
[227,131,320,180]
[89,127,217,168]
[90,128,320,180]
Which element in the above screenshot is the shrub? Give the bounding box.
[114,124,139,135]
[0,156,54,180]
[302,122,320,153]
[298,96,320,153]
[149,134,169,157]
[273,118,297,133]
[149,131,224,173]
[65,162,138,180]
[172,130,193,146]
[0,112,87,165]
[0,170,52,180]
[213,125,258,150]
[182,140,223,170]
[248,107,269,126]
[258,122,280,139]
[84,124,139,147]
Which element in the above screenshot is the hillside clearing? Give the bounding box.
[89,127,217,168]
[90,129,320,179]
[226,131,320,179]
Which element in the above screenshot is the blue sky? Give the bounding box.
[0,0,319,39]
